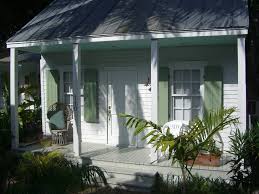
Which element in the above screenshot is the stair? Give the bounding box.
[89,159,155,192]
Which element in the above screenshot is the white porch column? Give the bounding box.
[72,43,82,156]
[237,36,247,132]
[40,56,49,135]
[10,48,19,149]
[150,39,159,162]
[151,39,159,123]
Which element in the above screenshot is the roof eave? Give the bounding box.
[6,28,249,49]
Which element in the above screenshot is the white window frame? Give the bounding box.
[59,66,85,117]
[170,62,206,122]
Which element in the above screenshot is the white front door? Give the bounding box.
[107,69,137,147]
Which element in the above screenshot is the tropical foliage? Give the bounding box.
[5,151,107,194]
[0,73,42,142]
[227,126,259,192]
[151,174,248,194]
[18,85,42,142]
[121,107,239,193]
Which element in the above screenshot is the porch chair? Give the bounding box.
[157,120,189,160]
[47,102,73,145]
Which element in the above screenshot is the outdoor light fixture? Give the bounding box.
[144,76,151,91]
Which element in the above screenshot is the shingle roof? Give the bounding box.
[7,0,249,43]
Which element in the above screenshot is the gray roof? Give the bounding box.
[7,0,249,43]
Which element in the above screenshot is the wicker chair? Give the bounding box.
[47,102,73,145]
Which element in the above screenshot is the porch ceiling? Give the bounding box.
[18,35,237,54]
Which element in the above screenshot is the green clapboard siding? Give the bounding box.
[84,69,98,123]
[46,70,59,108]
[204,66,223,116]
[158,67,169,125]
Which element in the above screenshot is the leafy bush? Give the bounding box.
[7,151,107,194]
[227,127,259,192]
[151,174,248,194]
[121,107,239,193]
[0,150,18,193]
[18,86,42,142]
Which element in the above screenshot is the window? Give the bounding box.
[63,71,84,110]
[63,72,73,108]
[171,68,203,121]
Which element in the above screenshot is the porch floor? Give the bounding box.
[18,142,231,173]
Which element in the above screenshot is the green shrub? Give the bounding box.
[227,127,259,192]
[151,174,248,194]
[7,151,107,194]
[0,150,19,193]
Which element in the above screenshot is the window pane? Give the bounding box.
[174,109,183,120]
[174,70,183,82]
[192,83,200,94]
[192,97,201,108]
[183,110,191,121]
[183,97,191,109]
[183,83,191,94]
[174,97,183,108]
[183,71,191,82]
[192,70,200,81]
[174,83,183,94]
[192,109,200,120]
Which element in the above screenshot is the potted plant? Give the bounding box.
[187,139,222,167]
[121,107,239,193]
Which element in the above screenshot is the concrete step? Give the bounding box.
[90,159,155,192]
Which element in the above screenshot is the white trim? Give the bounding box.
[237,36,247,131]
[7,29,248,48]
[10,48,19,149]
[103,66,137,71]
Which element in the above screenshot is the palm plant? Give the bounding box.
[121,107,239,193]
[8,151,107,194]
[227,126,259,192]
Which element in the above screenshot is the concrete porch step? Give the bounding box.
[90,159,155,192]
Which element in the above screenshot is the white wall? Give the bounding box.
[42,44,238,150]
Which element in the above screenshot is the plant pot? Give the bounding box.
[187,153,221,167]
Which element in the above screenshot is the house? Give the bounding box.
[0,53,40,109]
[6,0,249,158]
